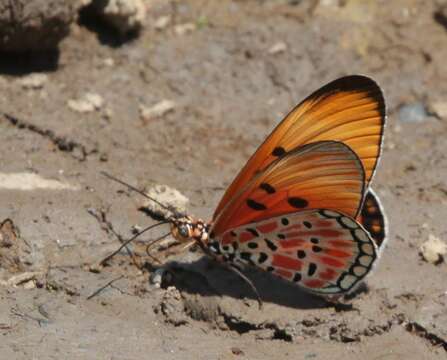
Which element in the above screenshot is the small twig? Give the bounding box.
[87,275,124,300]
[87,207,140,267]
[2,113,90,161]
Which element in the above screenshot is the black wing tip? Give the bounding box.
[331,76,387,185]
[319,74,387,119]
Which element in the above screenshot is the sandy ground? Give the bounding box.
[0,0,446,359]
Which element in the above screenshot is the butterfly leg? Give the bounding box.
[221,262,263,309]
[161,240,197,259]
[148,240,197,288]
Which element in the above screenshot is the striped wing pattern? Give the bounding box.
[214,75,385,220]
[212,141,365,236]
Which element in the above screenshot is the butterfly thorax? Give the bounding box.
[170,215,238,264]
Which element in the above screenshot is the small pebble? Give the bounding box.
[23,280,36,289]
[428,100,447,120]
[154,15,171,30]
[103,57,115,67]
[88,264,102,273]
[420,234,447,264]
[139,100,175,121]
[18,73,48,89]
[142,184,189,218]
[131,224,142,234]
[231,347,245,356]
[91,0,147,35]
[268,41,288,55]
[102,107,114,121]
[174,23,196,35]
[150,268,173,288]
[398,102,428,123]
[68,93,104,113]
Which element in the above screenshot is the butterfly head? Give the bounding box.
[170,216,211,245]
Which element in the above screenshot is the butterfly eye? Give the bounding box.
[178,224,190,238]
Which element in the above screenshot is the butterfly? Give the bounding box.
[103,75,387,302]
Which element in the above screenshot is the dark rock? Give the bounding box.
[0,0,81,52]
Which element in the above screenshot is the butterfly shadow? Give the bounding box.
[0,50,60,75]
[78,5,140,48]
[160,257,336,310]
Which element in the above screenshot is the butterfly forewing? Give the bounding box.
[212,141,365,236]
[214,75,385,220]
[214,209,378,294]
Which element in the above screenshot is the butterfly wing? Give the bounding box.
[358,188,387,251]
[212,141,365,236]
[214,75,385,219]
[211,209,378,294]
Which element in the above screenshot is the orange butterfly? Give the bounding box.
[104,75,387,302]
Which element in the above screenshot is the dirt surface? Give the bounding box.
[0,0,446,359]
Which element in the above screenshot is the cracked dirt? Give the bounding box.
[0,0,446,359]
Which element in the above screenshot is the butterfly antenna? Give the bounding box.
[100,171,182,219]
[100,221,168,265]
[145,232,171,265]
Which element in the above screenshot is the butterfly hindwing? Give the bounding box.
[214,75,386,219]
[358,188,387,251]
[213,209,378,295]
[212,141,366,236]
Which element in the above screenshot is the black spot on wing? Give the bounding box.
[258,252,268,264]
[247,242,258,249]
[272,146,286,157]
[281,218,289,226]
[293,273,302,282]
[312,245,323,253]
[246,228,259,237]
[297,250,306,259]
[308,263,317,277]
[260,182,276,194]
[303,221,312,229]
[246,199,267,211]
[264,238,278,251]
[240,252,255,265]
[288,197,308,209]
